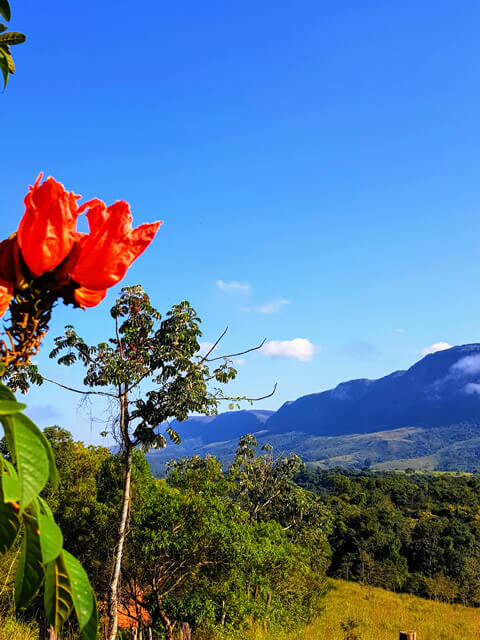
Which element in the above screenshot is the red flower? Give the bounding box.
[0,279,13,317]
[0,236,27,315]
[17,174,81,277]
[0,175,161,319]
[74,287,107,308]
[71,199,162,291]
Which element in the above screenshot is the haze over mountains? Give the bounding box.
[147,344,480,473]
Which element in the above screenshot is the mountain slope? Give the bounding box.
[266,344,480,436]
[147,344,480,473]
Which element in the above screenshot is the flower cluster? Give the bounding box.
[0,174,161,365]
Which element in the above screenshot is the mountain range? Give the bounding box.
[147,344,480,474]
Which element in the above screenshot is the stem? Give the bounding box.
[106,386,132,640]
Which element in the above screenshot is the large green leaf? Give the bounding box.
[15,511,44,609]
[0,0,10,22]
[44,553,74,632]
[0,499,20,553]
[63,550,95,633]
[0,24,7,33]
[81,591,99,640]
[0,383,20,454]
[0,400,26,414]
[0,382,17,401]
[37,498,63,564]
[2,411,58,507]
[1,414,50,508]
[1,457,20,502]
[0,31,25,45]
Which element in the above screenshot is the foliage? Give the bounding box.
[3,427,332,639]
[0,0,26,89]
[297,467,480,605]
[0,380,98,638]
[119,436,331,637]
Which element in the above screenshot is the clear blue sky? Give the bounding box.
[2,1,480,443]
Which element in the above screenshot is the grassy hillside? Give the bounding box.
[147,422,480,475]
[5,580,480,639]
[244,580,480,640]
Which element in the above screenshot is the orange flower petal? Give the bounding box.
[0,236,22,286]
[71,199,161,290]
[74,287,108,309]
[0,279,13,318]
[18,174,81,277]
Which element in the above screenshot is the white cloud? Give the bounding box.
[216,280,251,295]
[421,342,452,357]
[234,358,246,366]
[451,354,480,376]
[261,338,315,362]
[198,341,216,356]
[257,298,290,314]
[464,382,480,395]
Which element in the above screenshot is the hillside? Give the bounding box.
[147,343,480,473]
[7,580,478,640]
[245,580,480,640]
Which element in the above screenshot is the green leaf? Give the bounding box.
[81,591,99,640]
[15,511,44,609]
[0,0,10,22]
[1,413,50,508]
[1,457,20,502]
[0,382,16,401]
[0,383,18,453]
[0,499,20,553]
[63,550,95,633]
[0,400,26,414]
[3,48,13,73]
[44,553,74,632]
[37,499,63,564]
[0,31,25,46]
[0,51,7,88]
[0,24,7,33]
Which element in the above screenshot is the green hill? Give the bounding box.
[245,579,480,640]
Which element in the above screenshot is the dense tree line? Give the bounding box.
[297,467,480,605]
[0,431,331,639]
[4,429,480,638]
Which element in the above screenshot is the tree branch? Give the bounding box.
[217,382,278,403]
[41,376,117,398]
[205,338,267,362]
[198,326,228,364]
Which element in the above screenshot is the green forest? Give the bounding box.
[2,426,480,638]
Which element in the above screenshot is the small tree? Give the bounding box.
[12,284,271,639]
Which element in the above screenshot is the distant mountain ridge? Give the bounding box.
[266,343,480,436]
[148,344,480,473]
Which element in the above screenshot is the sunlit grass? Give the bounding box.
[0,617,36,640]
[5,580,480,639]
[244,580,480,640]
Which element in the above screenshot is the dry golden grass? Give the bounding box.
[0,616,36,640]
[5,581,480,639]
[245,580,480,640]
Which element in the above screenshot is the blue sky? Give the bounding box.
[2,1,480,443]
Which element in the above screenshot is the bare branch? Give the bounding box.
[198,326,228,364]
[205,338,267,362]
[217,382,277,403]
[41,376,117,398]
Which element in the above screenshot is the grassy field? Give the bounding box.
[4,580,480,639]
[245,580,480,640]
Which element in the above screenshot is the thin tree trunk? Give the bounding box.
[159,608,175,640]
[107,442,133,640]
